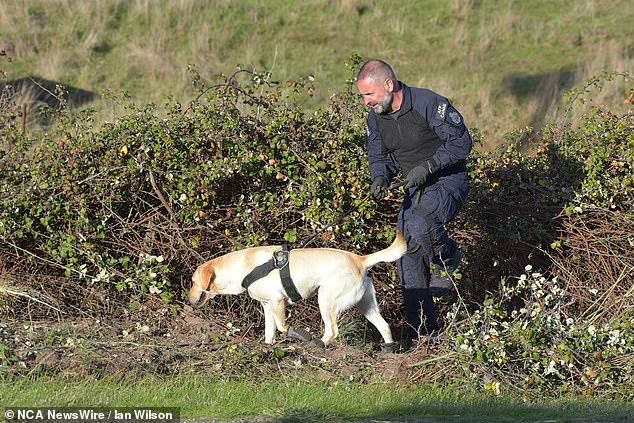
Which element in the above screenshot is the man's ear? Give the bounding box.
[385,78,394,92]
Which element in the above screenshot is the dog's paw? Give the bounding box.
[380,342,401,354]
[287,326,314,342]
[306,339,326,349]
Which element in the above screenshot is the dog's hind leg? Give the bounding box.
[356,281,394,344]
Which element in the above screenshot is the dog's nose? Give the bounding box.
[188,291,206,308]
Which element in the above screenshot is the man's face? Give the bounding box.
[357,78,393,114]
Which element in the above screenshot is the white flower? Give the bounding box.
[94,268,111,283]
[608,329,622,346]
[530,305,541,317]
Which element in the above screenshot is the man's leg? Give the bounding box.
[413,184,463,263]
[428,213,462,295]
[397,207,438,344]
[424,179,469,292]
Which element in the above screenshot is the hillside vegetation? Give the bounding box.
[1,0,633,148]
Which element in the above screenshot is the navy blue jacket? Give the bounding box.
[365,83,472,184]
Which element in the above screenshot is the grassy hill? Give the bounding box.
[1,0,633,146]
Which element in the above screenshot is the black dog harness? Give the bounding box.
[241,244,302,302]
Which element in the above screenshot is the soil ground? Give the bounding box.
[0,300,426,383]
[2,299,630,423]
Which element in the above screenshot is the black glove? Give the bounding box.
[370,177,389,201]
[404,164,430,189]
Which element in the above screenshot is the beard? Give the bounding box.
[373,91,393,114]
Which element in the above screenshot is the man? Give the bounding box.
[357,59,471,345]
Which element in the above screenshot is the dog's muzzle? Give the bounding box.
[189,290,207,308]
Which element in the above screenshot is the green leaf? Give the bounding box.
[283,229,297,243]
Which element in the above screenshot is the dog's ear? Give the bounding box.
[195,264,215,291]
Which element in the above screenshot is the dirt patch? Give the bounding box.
[0,299,431,383]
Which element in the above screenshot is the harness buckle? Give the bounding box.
[273,250,289,269]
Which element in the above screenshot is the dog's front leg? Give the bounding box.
[269,298,289,334]
[262,303,277,344]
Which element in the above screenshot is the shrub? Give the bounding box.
[435,266,634,398]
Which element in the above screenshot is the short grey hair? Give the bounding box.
[357,59,397,84]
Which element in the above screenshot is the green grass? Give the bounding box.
[2,375,633,422]
[1,0,632,148]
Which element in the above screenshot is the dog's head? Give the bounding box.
[187,263,216,308]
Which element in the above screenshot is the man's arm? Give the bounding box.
[423,94,472,173]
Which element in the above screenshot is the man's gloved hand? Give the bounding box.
[404,164,430,189]
[371,177,389,201]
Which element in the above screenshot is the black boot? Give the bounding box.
[402,288,439,346]
[403,289,422,342]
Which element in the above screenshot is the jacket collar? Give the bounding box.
[397,82,412,116]
[375,81,411,119]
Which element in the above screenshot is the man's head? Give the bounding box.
[357,59,400,114]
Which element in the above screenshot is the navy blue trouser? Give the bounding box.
[396,171,469,337]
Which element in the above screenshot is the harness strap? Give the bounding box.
[278,244,302,303]
[242,259,276,290]
[240,244,302,303]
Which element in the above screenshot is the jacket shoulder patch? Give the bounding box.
[446,107,463,126]
[434,101,448,120]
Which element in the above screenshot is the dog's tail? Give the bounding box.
[360,231,407,269]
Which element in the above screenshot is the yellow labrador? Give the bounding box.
[187,232,406,349]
